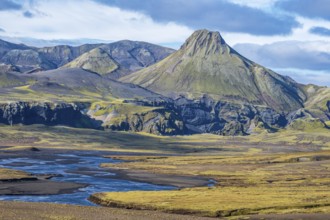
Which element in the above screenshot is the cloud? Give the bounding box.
[227,0,278,9]
[273,68,330,87]
[276,0,330,21]
[234,41,330,71]
[94,0,299,36]
[0,0,22,11]
[0,28,5,32]
[23,11,34,18]
[0,36,112,47]
[310,26,330,36]
[0,0,192,45]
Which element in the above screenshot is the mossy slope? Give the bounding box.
[63,48,119,75]
[121,30,306,112]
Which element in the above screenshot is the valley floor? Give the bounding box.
[0,201,213,220]
[0,125,329,219]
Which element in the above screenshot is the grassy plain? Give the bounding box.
[97,150,330,217]
[0,125,329,218]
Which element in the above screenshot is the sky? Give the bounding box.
[0,0,330,86]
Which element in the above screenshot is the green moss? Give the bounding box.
[287,118,326,131]
[91,101,160,117]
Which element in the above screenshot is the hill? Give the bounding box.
[63,48,119,76]
[121,29,306,112]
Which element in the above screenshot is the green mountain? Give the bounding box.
[121,29,306,112]
[0,32,328,136]
[63,48,119,76]
[302,84,330,120]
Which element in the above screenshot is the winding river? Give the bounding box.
[0,152,175,206]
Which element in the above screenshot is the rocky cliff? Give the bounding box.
[0,96,327,136]
[85,97,307,136]
[0,102,100,128]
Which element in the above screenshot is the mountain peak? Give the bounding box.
[181,29,228,56]
[121,29,306,112]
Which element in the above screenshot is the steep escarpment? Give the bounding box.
[121,30,306,112]
[0,102,100,128]
[0,101,186,135]
[87,100,185,135]
[102,109,185,135]
[86,96,321,136]
[173,96,288,135]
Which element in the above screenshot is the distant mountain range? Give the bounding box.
[0,39,174,79]
[0,30,329,135]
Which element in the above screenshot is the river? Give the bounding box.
[0,151,175,206]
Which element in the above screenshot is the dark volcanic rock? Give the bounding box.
[172,96,288,135]
[0,102,101,128]
[105,109,185,135]
[103,96,291,136]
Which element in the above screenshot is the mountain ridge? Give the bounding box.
[0,30,329,136]
[0,38,175,77]
[121,29,306,112]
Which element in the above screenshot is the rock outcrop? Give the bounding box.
[173,96,288,135]
[85,96,295,136]
[104,109,185,135]
[0,102,101,128]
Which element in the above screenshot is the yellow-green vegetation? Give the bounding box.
[304,85,330,111]
[1,125,330,218]
[121,30,305,112]
[92,185,330,217]
[95,126,330,218]
[303,85,330,119]
[0,72,27,87]
[287,118,326,131]
[102,150,330,186]
[91,101,159,117]
[98,150,330,217]
[0,168,30,180]
[64,48,119,75]
[0,124,329,153]
[0,84,105,103]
